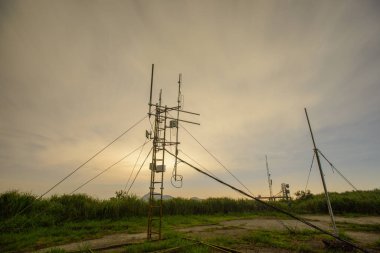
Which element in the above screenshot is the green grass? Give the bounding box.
[44,248,67,253]
[2,212,377,252]
[122,231,212,253]
[182,232,341,253]
[287,189,380,215]
[205,229,347,253]
[0,217,147,252]
[2,189,380,252]
[2,189,379,229]
[0,214,263,252]
[1,214,375,253]
[162,212,285,229]
[336,221,380,233]
[244,230,292,248]
[374,239,380,248]
[0,213,302,252]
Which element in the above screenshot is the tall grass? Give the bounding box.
[1,189,379,231]
[0,191,147,231]
[163,197,271,215]
[286,189,380,214]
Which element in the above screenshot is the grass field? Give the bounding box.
[1,190,380,252]
[2,213,380,252]
[1,213,270,252]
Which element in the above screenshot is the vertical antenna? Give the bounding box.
[159,89,162,106]
[177,74,182,107]
[266,155,273,201]
[304,108,338,235]
[173,74,182,182]
[148,64,154,118]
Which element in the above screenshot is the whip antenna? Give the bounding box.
[148,64,154,118]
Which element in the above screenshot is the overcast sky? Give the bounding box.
[1,0,380,199]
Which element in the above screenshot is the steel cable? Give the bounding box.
[71,140,150,194]
[180,124,255,196]
[304,153,315,192]
[318,150,358,191]
[41,115,147,199]
[180,150,218,179]
[2,115,147,225]
[126,147,153,195]
[124,139,150,190]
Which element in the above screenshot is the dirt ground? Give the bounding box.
[178,215,380,245]
[37,215,380,252]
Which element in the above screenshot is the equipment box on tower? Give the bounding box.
[150,163,166,172]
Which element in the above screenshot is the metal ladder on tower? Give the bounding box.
[147,106,167,240]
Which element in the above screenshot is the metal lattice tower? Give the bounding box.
[146,64,199,240]
[147,101,166,240]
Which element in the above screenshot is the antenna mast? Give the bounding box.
[304,108,338,235]
[265,155,273,201]
[173,74,182,183]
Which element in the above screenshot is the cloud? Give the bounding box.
[1,0,379,198]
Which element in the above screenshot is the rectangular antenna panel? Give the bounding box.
[169,120,178,128]
[149,163,166,173]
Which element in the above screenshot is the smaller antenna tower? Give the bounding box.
[281,183,290,201]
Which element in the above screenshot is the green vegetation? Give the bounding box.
[1,189,379,252]
[336,221,380,233]
[0,218,147,252]
[44,248,67,253]
[1,189,379,235]
[240,230,317,250]
[2,189,379,227]
[194,229,335,253]
[122,232,209,253]
[0,213,264,252]
[286,189,380,215]
[374,238,380,248]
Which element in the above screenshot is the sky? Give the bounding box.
[1,0,380,199]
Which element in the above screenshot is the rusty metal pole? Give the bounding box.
[304,108,338,235]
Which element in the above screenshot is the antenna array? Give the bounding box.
[146,64,199,240]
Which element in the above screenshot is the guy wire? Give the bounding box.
[304,153,315,193]
[180,124,254,196]
[71,140,150,194]
[126,147,153,195]
[165,149,369,253]
[318,150,358,191]
[124,139,150,190]
[2,115,147,226]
